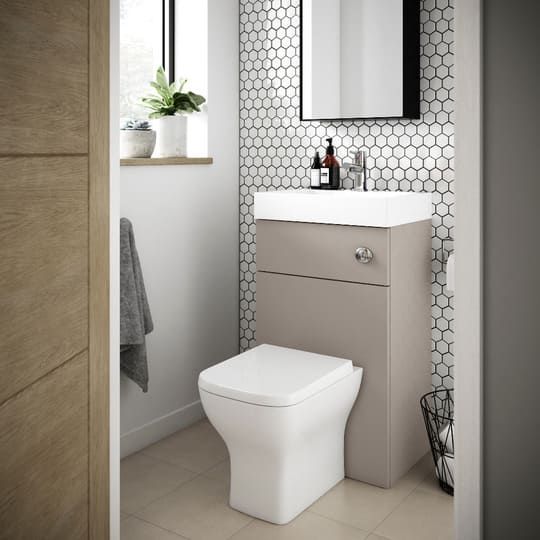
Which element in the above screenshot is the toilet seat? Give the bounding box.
[199,344,353,407]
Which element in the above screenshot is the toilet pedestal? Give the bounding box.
[199,346,362,524]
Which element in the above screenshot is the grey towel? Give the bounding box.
[120,218,153,392]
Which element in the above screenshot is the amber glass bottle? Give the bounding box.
[321,138,340,190]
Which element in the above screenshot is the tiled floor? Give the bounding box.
[121,420,454,540]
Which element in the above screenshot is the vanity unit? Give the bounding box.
[254,190,432,488]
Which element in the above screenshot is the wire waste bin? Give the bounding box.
[420,388,455,495]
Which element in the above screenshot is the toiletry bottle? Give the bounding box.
[321,138,340,190]
[310,151,322,189]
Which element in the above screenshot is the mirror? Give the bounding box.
[300,0,419,120]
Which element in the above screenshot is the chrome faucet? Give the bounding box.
[343,150,368,191]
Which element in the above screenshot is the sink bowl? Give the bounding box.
[254,189,432,228]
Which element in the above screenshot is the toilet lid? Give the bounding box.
[198,344,353,407]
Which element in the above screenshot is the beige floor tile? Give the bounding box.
[121,452,197,514]
[416,469,454,499]
[374,489,454,540]
[202,459,230,486]
[142,420,229,473]
[309,454,432,532]
[136,475,252,540]
[121,516,188,540]
[121,512,130,521]
[366,534,391,540]
[229,511,369,540]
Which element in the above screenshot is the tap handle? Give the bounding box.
[349,150,366,166]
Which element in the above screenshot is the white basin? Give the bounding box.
[254,189,432,228]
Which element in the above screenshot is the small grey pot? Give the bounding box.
[120,129,157,158]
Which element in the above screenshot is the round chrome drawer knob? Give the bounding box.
[355,247,374,264]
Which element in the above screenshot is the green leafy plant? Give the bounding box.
[121,119,152,130]
[141,66,206,119]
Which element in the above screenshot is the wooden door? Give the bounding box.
[0,1,110,538]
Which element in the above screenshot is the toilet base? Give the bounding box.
[228,425,345,524]
[200,367,361,525]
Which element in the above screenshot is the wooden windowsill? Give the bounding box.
[120,157,213,166]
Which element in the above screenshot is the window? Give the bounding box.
[120,0,175,120]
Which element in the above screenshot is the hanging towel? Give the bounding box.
[120,217,153,392]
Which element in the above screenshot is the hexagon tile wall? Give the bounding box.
[239,0,454,391]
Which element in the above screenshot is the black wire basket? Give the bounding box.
[420,388,454,495]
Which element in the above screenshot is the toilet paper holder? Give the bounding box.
[442,237,454,262]
[443,237,455,293]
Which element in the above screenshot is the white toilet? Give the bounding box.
[198,344,363,525]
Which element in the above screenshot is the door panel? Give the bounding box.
[256,271,391,485]
[0,0,109,537]
[0,352,89,540]
[0,157,88,404]
[0,0,88,154]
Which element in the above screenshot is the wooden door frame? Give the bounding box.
[89,0,110,537]
[454,0,483,538]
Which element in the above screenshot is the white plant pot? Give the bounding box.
[153,115,187,157]
[119,129,156,158]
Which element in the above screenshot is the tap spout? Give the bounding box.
[343,150,368,191]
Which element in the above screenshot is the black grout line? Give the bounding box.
[238,0,456,389]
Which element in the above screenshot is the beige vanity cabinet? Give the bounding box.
[256,219,432,488]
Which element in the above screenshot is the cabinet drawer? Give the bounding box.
[256,220,390,286]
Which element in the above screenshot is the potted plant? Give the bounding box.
[141,66,206,158]
[120,119,156,158]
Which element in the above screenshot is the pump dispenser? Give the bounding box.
[321,138,340,190]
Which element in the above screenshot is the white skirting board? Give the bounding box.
[120,400,206,458]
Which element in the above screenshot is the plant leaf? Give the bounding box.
[150,81,171,102]
[143,69,206,116]
[155,66,169,90]
[172,92,195,112]
[187,91,206,107]
[177,78,187,93]
[141,97,165,107]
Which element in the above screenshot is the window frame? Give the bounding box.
[162,0,175,83]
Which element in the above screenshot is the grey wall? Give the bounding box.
[483,1,540,537]
[240,0,455,391]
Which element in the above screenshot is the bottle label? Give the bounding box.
[320,168,330,184]
[310,169,320,188]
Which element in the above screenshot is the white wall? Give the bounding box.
[119,0,239,457]
[454,0,482,537]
